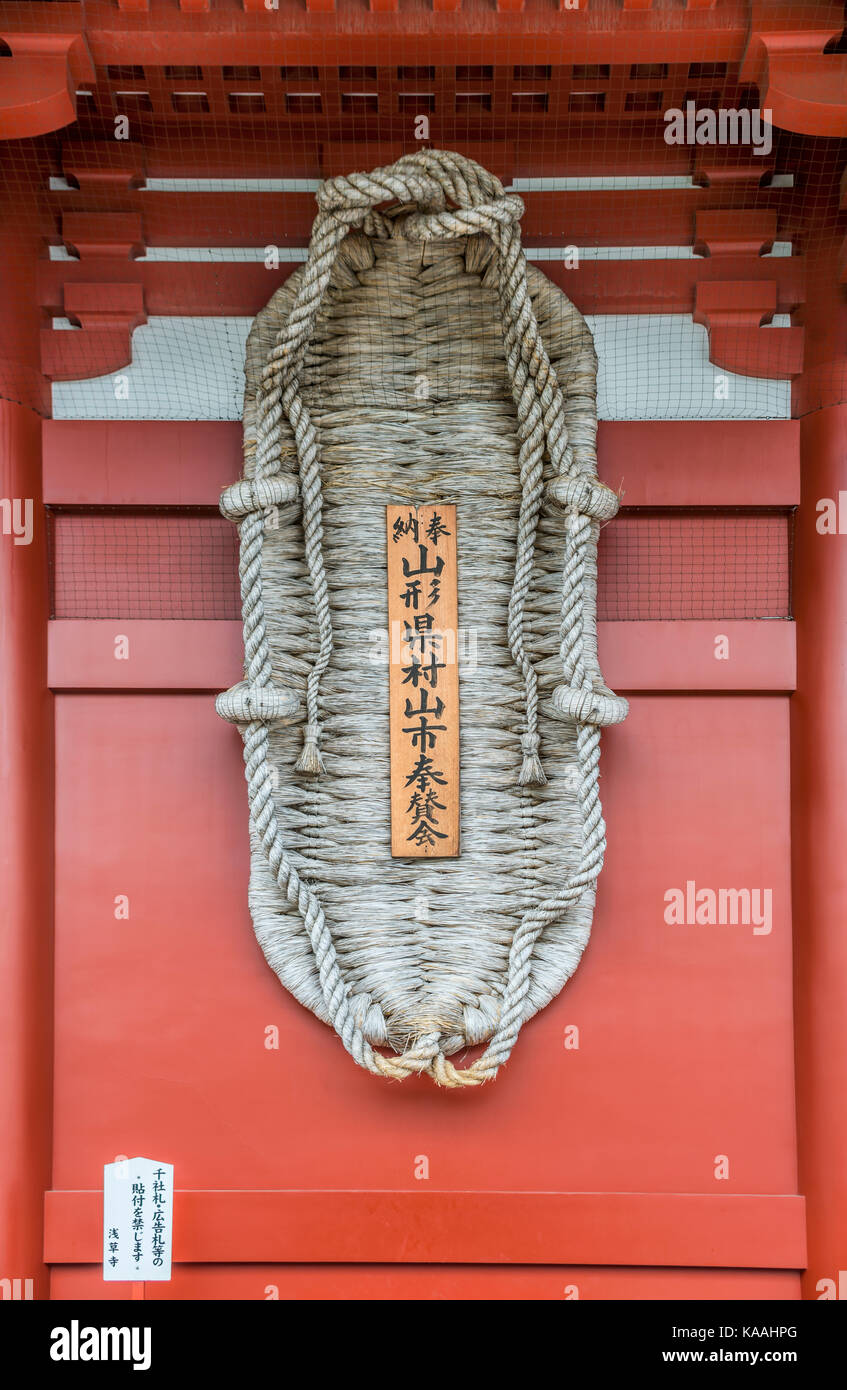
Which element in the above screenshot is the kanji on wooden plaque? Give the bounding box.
[386,503,460,858]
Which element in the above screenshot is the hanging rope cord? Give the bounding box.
[218,150,627,1086]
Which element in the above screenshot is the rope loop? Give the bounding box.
[316,167,447,220]
[551,684,629,729]
[216,680,301,725]
[397,194,525,242]
[220,476,299,521]
[547,475,619,522]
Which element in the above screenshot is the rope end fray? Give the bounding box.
[296,723,326,776]
[518,732,547,787]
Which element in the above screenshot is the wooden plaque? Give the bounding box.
[386,503,460,858]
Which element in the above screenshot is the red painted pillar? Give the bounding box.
[0,213,53,1300]
[791,205,847,1296]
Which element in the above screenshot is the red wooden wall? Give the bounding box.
[3,0,847,1302]
[39,418,804,1299]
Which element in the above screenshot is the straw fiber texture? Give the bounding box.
[219,152,627,1086]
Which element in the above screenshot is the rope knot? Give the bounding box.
[397,193,524,243]
[315,167,446,226]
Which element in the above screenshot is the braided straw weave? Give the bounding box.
[217,150,628,1087]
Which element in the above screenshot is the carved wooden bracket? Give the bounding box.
[740,1,847,138]
[61,213,145,262]
[41,283,147,382]
[694,280,804,380]
[694,210,778,258]
[0,31,94,139]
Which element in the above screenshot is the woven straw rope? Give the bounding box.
[218,150,627,1086]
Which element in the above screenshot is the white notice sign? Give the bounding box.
[103,1157,173,1281]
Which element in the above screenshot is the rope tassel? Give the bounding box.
[519,731,547,787]
[295,723,325,776]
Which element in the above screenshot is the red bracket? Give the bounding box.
[693,152,776,189]
[693,281,804,380]
[0,32,94,139]
[61,213,145,262]
[61,140,146,191]
[694,210,778,258]
[41,283,147,383]
[740,2,847,138]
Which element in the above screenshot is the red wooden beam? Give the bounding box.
[37,253,806,383]
[0,1,753,70]
[52,124,785,186]
[44,186,799,252]
[42,419,800,508]
[50,1264,803,1298]
[0,197,55,1303]
[602,619,795,693]
[43,420,242,504]
[0,401,54,1301]
[37,254,806,321]
[43,1189,806,1268]
[46,619,797,693]
[792,404,847,1298]
[60,128,700,183]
